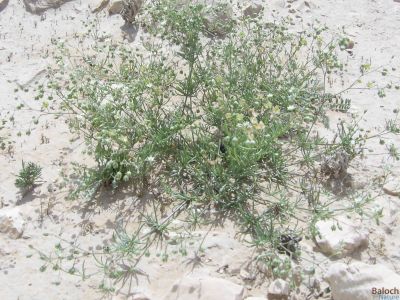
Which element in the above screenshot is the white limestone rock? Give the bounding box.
[314,217,368,258]
[0,0,9,12]
[132,293,151,300]
[383,179,400,196]
[243,1,263,18]
[23,0,72,14]
[324,262,400,300]
[92,0,109,13]
[108,0,124,14]
[203,2,234,37]
[0,207,26,239]
[267,279,290,300]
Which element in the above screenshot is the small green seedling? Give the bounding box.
[15,161,42,193]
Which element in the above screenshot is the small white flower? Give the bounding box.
[100,94,113,107]
[241,121,251,129]
[287,105,296,112]
[267,93,273,98]
[146,156,155,163]
[245,139,256,145]
[111,83,124,90]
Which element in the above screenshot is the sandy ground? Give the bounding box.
[1,0,400,299]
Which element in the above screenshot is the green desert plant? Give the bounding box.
[37,0,387,292]
[15,161,42,192]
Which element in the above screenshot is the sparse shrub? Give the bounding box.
[40,0,380,291]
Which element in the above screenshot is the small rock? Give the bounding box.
[314,217,368,258]
[165,275,244,300]
[132,293,151,300]
[202,233,237,250]
[297,0,317,12]
[267,279,290,300]
[108,0,124,14]
[92,0,109,13]
[346,40,355,50]
[0,0,9,12]
[204,3,234,37]
[120,0,143,24]
[243,1,263,18]
[23,0,72,14]
[292,266,302,287]
[46,183,57,193]
[240,268,256,281]
[383,179,400,196]
[310,277,321,292]
[0,207,26,239]
[256,260,271,276]
[324,262,400,300]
